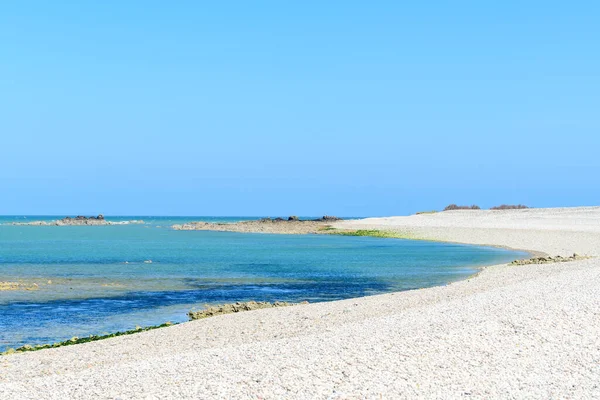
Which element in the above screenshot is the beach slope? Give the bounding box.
[1,207,599,399]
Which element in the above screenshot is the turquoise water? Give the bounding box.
[0,216,527,351]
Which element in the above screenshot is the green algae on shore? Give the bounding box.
[3,302,310,355]
[1,322,175,356]
[321,228,418,240]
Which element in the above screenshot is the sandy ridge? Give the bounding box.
[1,207,599,399]
[171,219,331,234]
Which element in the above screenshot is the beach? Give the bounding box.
[1,206,599,399]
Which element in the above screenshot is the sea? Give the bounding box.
[0,216,527,351]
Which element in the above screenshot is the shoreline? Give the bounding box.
[1,237,526,354]
[1,206,599,398]
[174,216,549,258]
[329,228,548,258]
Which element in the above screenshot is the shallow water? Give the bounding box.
[0,216,527,350]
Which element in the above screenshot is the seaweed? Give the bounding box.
[2,322,175,355]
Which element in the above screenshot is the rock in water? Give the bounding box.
[320,216,342,222]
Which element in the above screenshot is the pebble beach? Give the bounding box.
[1,206,599,399]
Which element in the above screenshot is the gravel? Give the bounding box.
[1,206,599,399]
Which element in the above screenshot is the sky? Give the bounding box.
[1,1,598,216]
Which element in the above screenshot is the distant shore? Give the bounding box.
[172,216,342,234]
[9,215,144,226]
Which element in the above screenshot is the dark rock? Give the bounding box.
[56,215,109,225]
[320,216,342,222]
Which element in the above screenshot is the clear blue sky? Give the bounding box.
[1,2,598,216]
